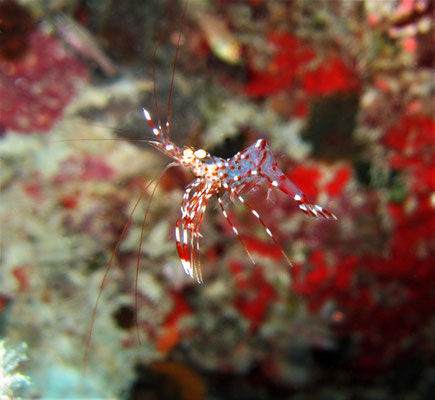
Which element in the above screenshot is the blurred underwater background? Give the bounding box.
[0,0,434,398]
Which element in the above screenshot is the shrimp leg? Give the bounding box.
[216,193,255,265]
[232,139,337,220]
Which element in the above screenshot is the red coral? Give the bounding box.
[233,265,277,332]
[164,290,192,327]
[327,114,434,371]
[286,165,322,199]
[244,32,358,99]
[384,115,434,155]
[244,236,282,261]
[156,290,192,354]
[0,30,88,132]
[291,250,359,313]
[292,250,330,297]
[244,32,315,97]
[291,185,434,370]
[384,115,435,194]
[303,57,359,96]
[386,195,434,274]
[326,166,351,197]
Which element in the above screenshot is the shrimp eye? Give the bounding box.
[194,149,207,159]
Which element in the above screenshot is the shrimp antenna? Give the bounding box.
[152,40,165,141]
[166,0,189,139]
[134,162,177,344]
[150,0,189,141]
[83,165,174,375]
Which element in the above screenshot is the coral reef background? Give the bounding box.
[0,0,434,398]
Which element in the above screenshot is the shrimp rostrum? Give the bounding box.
[143,109,337,283]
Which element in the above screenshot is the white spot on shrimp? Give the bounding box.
[252,210,259,218]
[152,128,159,136]
[183,230,188,243]
[251,170,258,175]
[265,228,273,237]
[272,180,278,187]
[143,108,151,120]
[255,139,263,148]
[294,194,302,201]
[232,226,239,235]
[299,204,307,211]
[175,228,180,242]
[181,259,192,276]
[238,196,245,203]
[315,205,323,211]
[165,144,174,151]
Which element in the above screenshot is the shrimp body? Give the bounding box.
[143,109,336,283]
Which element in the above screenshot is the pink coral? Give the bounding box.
[0,30,88,133]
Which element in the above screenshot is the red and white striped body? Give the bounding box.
[143,109,336,282]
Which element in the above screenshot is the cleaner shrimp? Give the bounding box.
[139,0,336,283]
[84,0,336,370]
[143,112,337,283]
